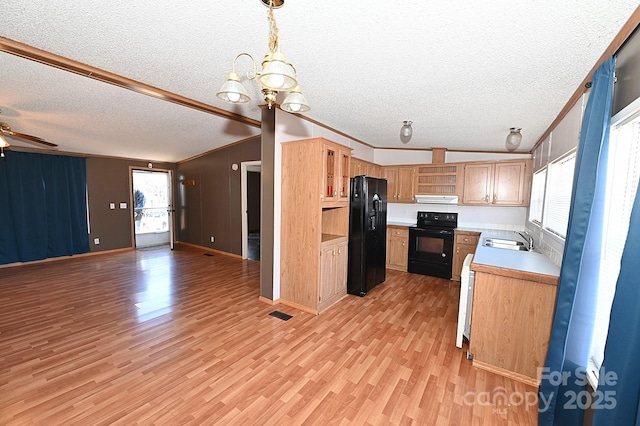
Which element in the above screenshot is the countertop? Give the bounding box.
[386,222,560,283]
[468,229,560,284]
[387,220,416,227]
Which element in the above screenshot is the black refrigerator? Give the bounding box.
[347,176,387,296]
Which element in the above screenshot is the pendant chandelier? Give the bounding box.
[216,0,310,113]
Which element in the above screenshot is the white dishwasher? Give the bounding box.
[456,253,475,348]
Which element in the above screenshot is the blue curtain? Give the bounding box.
[592,180,640,424]
[0,151,89,264]
[538,57,616,425]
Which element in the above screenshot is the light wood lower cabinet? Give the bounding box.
[452,231,480,281]
[469,267,558,386]
[319,236,348,313]
[386,226,409,271]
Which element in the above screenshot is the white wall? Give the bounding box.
[388,203,527,231]
[372,149,530,165]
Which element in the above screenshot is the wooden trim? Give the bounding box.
[0,36,261,129]
[0,247,132,269]
[471,262,559,286]
[174,241,243,259]
[431,148,447,163]
[5,144,180,164]
[472,359,539,387]
[531,6,640,153]
[258,296,278,305]
[278,298,319,315]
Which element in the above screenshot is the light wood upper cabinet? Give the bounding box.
[383,166,415,203]
[386,226,409,271]
[350,158,363,177]
[415,164,460,196]
[461,160,530,206]
[351,158,382,178]
[322,142,351,205]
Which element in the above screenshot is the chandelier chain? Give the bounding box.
[267,0,280,53]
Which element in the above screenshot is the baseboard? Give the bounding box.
[472,359,539,387]
[175,241,242,259]
[0,247,133,269]
[258,296,279,305]
[278,299,319,315]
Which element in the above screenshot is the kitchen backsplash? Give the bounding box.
[387,203,528,231]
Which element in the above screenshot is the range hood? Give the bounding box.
[414,195,459,204]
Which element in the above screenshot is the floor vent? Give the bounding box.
[269,311,293,321]
[203,253,214,257]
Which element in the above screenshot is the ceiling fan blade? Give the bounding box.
[5,130,58,147]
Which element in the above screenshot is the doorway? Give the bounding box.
[241,161,261,260]
[131,169,174,249]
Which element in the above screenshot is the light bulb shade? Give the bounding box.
[505,127,522,151]
[0,131,9,148]
[258,52,297,91]
[281,86,310,113]
[217,72,251,103]
[400,121,413,139]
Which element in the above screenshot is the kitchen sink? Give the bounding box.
[483,237,529,251]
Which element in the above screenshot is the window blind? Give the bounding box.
[529,168,547,224]
[590,110,640,374]
[544,152,577,238]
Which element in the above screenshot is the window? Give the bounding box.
[529,168,547,224]
[589,105,640,377]
[544,151,577,238]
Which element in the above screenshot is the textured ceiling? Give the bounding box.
[1,1,639,162]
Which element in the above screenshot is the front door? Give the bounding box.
[132,169,173,249]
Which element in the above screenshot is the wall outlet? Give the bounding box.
[109,203,115,210]
[94,238,100,245]
[119,202,127,209]
[210,236,215,243]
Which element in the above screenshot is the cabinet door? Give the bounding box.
[382,167,398,202]
[350,158,361,178]
[366,163,377,178]
[386,227,408,271]
[334,240,348,298]
[462,163,493,204]
[396,167,415,203]
[493,161,527,206]
[323,144,338,202]
[320,244,336,304]
[338,149,350,201]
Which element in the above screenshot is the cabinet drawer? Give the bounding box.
[389,227,409,238]
[455,234,479,245]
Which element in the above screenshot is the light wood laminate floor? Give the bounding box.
[0,245,538,425]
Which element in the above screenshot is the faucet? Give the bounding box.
[516,231,534,250]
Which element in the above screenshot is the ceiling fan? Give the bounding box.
[0,121,58,157]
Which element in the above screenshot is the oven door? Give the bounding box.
[408,227,454,279]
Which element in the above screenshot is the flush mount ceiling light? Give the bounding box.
[216,0,310,113]
[400,121,413,143]
[505,127,522,151]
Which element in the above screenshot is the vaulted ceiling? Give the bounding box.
[1,1,639,162]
